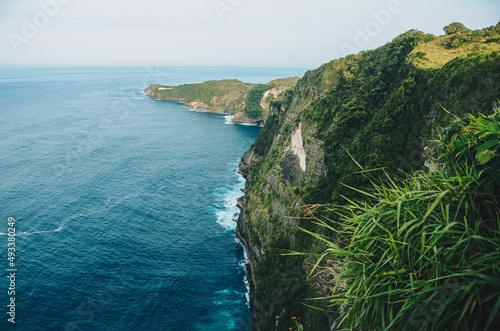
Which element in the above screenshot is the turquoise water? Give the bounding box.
[0,67,307,330]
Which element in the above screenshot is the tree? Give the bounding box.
[443,22,470,35]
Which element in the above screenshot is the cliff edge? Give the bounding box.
[237,23,500,330]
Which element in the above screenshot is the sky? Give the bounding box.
[0,0,498,68]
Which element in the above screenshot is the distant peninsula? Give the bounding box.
[144,77,299,125]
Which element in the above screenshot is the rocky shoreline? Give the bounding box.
[236,151,262,328]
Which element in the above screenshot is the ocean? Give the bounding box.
[0,66,307,330]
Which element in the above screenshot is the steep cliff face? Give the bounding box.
[237,24,500,330]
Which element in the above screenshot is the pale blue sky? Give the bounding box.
[0,0,498,68]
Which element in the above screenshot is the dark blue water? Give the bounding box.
[0,67,307,330]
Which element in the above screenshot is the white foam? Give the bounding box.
[224,115,234,124]
[183,105,226,115]
[236,237,251,307]
[212,163,251,306]
[183,106,204,113]
[215,289,231,295]
[0,222,65,236]
[215,171,245,231]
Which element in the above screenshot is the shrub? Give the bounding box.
[297,111,500,330]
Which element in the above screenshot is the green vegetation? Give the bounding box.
[152,79,249,103]
[238,23,500,330]
[147,79,251,113]
[299,111,500,330]
[443,22,470,35]
[411,22,500,68]
[245,84,270,119]
[251,112,280,156]
[251,254,328,330]
[301,29,500,204]
[290,316,304,331]
[267,77,301,87]
[146,77,298,121]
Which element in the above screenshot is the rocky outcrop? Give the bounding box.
[231,113,265,126]
[285,122,306,172]
[260,86,289,110]
[184,101,229,114]
[238,150,262,180]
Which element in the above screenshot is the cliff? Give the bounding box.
[237,23,500,330]
[144,78,299,126]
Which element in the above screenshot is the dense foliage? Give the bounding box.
[301,30,500,204]
[251,254,328,330]
[245,84,271,119]
[240,23,500,330]
[303,112,500,330]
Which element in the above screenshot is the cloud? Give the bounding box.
[0,0,498,67]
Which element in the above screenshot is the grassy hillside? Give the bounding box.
[411,22,500,69]
[237,22,500,330]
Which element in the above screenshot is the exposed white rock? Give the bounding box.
[288,122,306,171]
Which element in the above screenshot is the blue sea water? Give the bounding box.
[0,67,307,330]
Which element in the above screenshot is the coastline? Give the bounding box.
[144,82,263,326]
[235,150,262,329]
[145,83,261,324]
[144,87,265,126]
[235,215,257,327]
